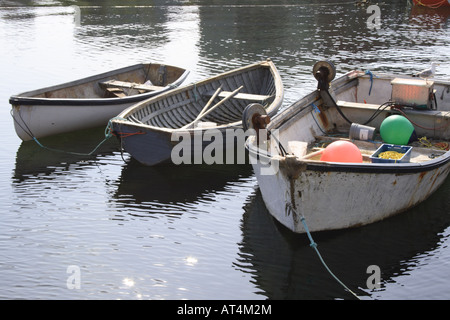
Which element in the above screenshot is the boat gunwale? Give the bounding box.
[247,70,450,174]
[9,63,189,106]
[113,59,284,132]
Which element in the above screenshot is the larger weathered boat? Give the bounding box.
[10,63,189,141]
[245,61,450,234]
[110,59,283,166]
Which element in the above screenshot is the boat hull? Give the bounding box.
[250,151,450,233]
[12,101,135,141]
[113,121,242,166]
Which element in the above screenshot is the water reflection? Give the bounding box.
[77,6,171,46]
[161,5,200,69]
[238,177,450,300]
[410,5,450,29]
[69,5,201,80]
[13,126,119,182]
[3,0,450,300]
[110,160,253,220]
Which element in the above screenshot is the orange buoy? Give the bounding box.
[320,140,363,163]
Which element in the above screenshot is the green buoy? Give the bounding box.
[380,115,415,145]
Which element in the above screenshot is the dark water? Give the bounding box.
[1,0,450,300]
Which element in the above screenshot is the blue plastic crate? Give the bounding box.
[370,144,412,163]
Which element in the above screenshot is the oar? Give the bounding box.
[183,85,243,129]
[191,85,243,128]
[181,85,223,129]
[198,85,223,118]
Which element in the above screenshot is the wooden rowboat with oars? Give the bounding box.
[110,59,283,166]
[10,63,189,141]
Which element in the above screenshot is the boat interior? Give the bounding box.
[124,64,278,129]
[268,72,450,165]
[23,63,186,99]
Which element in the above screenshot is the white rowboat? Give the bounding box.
[10,63,189,141]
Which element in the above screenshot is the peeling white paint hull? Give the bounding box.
[251,155,450,233]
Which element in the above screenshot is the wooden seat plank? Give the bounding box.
[99,80,166,92]
[203,89,272,102]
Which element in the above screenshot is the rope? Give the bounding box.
[31,117,122,156]
[112,130,146,138]
[288,204,361,300]
[106,116,147,139]
[365,70,376,96]
[311,103,328,135]
[32,134,111,156]
[12,115,128,157]
[419,136,450,150]
[10,108,35,140]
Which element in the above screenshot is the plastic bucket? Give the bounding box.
[349,123,375,141]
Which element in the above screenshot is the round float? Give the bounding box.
[320,140,363,163]
[380,115,415,145]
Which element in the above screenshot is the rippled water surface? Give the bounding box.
[1,1,450,300]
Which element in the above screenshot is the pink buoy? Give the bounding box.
[320,140,363,163]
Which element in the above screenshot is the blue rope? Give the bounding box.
[31,117,124,156]
[365,70,375,96]
[296,212,361,300]
[312,102,321,114]
[33,135,111,156]
[311,103,327,135]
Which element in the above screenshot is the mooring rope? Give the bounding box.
[288,204,361,300]
[11,112,125,156]
[31,135,111,156]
